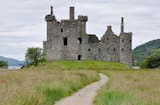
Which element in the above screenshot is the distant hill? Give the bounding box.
[0,56,25,66]
[133,39,160,65]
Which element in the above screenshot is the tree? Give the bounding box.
[140,49,160,69]
[0,60,8,68]
[25,47,46,66]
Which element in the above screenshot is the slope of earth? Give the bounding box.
[133,39,160,64]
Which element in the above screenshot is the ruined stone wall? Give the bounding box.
[101,26,120,62]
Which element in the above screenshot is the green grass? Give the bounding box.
[94,70,160,105]
[95,91,134,105]
[32,60,129,71]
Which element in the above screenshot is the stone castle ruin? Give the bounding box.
[43,6,132,66]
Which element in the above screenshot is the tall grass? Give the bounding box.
[0,66,98,105]
[95,70,160,105]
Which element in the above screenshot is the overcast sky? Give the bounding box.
[0,0,160,60]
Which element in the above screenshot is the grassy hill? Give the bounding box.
[133,39,160,65]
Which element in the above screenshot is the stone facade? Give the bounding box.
[43,6,132,66]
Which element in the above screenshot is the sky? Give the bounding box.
[0,0,160,60]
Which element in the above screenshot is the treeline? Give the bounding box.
[140,50,160,69]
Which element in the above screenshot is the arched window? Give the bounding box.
[78,37,82,44]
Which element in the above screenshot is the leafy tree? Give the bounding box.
[25,47,46,66]
[140,50,160,69]
[0,60,8,68]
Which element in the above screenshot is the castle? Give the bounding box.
[43,6,132,66]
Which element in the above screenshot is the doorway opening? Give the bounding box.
[78,55,81,60]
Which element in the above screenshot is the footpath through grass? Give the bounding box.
[0,60,124,105]
[1,60,160,105]
[95,70,160,105]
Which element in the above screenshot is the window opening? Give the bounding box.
[113,48,116,52]
[61,28,63,32]
[63,37,67,46]
[122,48,124,52]
[78,37,82,44]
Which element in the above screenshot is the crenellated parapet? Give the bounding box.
[45,6,57,22]
[78,16,88,22]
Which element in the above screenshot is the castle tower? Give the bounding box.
[119,17,132,67]
[44,6,63,60]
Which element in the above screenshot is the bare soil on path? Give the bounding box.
[55,73,108,105]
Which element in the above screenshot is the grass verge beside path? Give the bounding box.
[0,69,98,105]
[95,70,160,105]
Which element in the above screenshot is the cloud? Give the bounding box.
[0,0,160,60]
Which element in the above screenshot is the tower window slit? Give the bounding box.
[122,48,124,52]
[61,28,63,32]
[63,37,68,46]
[113,48,116,52]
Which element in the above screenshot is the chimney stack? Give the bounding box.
[50,6,53,15]
[70,6,75,20]
[121,17,124,33]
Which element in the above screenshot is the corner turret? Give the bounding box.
[45,6,56,22]
[78,16,88,22]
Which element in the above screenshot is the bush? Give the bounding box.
[140,50,160,69]
[0,60,8,68]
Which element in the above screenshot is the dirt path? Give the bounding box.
[55,73,108,105]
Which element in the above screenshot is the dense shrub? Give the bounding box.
[0,60,8,68]
[140,50,160,68]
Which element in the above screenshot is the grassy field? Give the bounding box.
[0,65,99,105]
[0,60,160,105]
[95,70,160,105]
